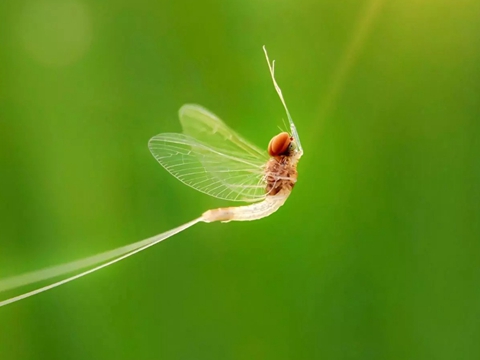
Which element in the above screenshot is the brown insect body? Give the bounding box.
[265,132,298,196]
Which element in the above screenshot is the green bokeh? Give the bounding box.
[1,0,479,359]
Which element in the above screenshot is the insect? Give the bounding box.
[0,46,302,307]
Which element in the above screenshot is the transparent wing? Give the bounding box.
[179,104,267,159]
[149,108,270,202]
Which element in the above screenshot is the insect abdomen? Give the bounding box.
[202,193,289,223]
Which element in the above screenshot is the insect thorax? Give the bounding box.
[265,155,298,196]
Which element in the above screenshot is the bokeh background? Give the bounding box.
[1,0,479,359]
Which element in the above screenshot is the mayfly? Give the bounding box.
[0,46,303,308]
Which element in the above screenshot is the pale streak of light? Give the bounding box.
[317,0,384,123]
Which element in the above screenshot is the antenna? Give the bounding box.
[262,46,302,153]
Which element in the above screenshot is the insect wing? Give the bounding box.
[149,106,270,202]
[179,104,267,159]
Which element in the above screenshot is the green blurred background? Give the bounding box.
[1,0,479,359]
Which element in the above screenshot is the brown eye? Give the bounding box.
[268,132,291,156]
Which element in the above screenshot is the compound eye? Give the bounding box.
[268,132,291,156]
